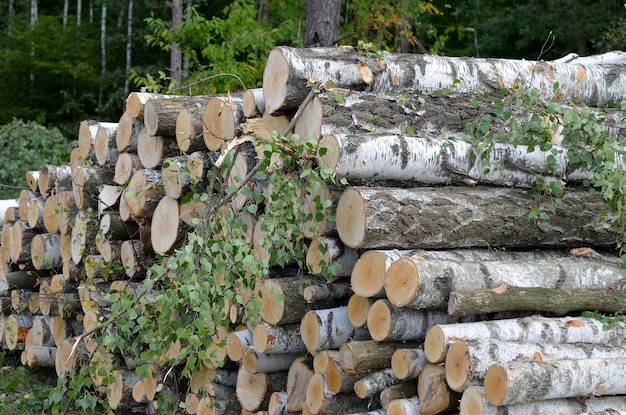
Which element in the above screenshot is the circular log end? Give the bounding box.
[114,152,138,186]
[176,110,195,153]
[95,127,111,166]
[55,338,77,378]
[351,250,387,297]
[137,129,164,169]
[151,196,180,255]
[305,373,327,415]
[459,386,487,415]
[317,134,340,173]
[236,368,268,412]
[43,194,59,234]
[260,279,285,326]
[252,324,269,353]
[132,380,146,403]
[117,112,134,152]
[203,98,225,151]
[385,257,420,307]
[187,152,206,185]
[107,370,124,410]
[347,294,370,328]
[423,325,447,364]
[262,48,289,115]
[143,101,159,136]
[126,94,142,118]
[294,95,322,142]
[484,363,508,407]
[336,188,366,249]
[78,121,93,158]
[242,347,259,374]
[367,299,392,342]
[391,349,411,380]
[31,234,45,270]
[445,339,471,392]
[300,311,321,353]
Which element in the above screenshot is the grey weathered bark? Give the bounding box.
[170,0,183,87]
[98,3,107,116]
[304,0,340,47]
[124,0,133,99]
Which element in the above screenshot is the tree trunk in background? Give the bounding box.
[124,0,133,99]
[77,0,82,26]
[170,0,183,87]
[63,0,69,27]
[98,3,107,116]
[30,0,37,86]
[304,0,340,47]
[8,0,14,35]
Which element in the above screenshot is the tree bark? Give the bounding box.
[10,220,35,264]
[242,347,300,374]
[385,255,626,310]
[304,0,340,47]
[31,233,62,270]
[305,373,375,415]
[447,338,626,393]
[300,306,371,354]
[4,314,32,350]
[262,46,626,114]
[306,237,358,278]
[72,166,114,210]
[252,322,306,354]
[0,270,40,291]
[38,164,72,197]
[351,249,416,298]
[449,284,626,317]
[303,281,352,303]
[243,88,265,118]
[203,96,243,151]
[340,340,421,373]
[336,186,617,250]
[220,97,245,140]
[226,328,253,362]
[391,347,428,380]
[379,380,419,409]
[144,96,213,137]
[354,367,400,399]
[484,357,626,407]
[123,169,164,223]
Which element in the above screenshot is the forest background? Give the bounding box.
[0,0,625,198]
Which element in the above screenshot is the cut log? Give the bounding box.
[108,368,145,411]
[340,340,420,373]
[144,96,212,137]
[98,184,122,213]
[446,338,626,392]
[31,315,54,347]
[55,191,77,236]
[484,357,626,406]
[25,171,39,193]
[391,347,428,380]
[367,299,459,342]
[303,281,352,303]
[252,322,306,354]
[72,166,114,210]
[31,233,62,270]
[243,88,265,118]
[352,249,416,298]
[116,111,142,152]
[203,95,242,151]
[137,127,179,169]
[300,306,371,354]
[220,96,244,140]
[123,169,164,223]
[18,189,37,222]
[424,315,626,365]
[0,270,39,291]
[242,347,300,374]
[268,391,288,415]
[176,107,208,154]
[235,366,289,412]
[70,210,98,265]
[77,120,100,159]
[354,367,400,399]
[121,239,150,279]
[4,314,32,350]
[114,152,143,186]
[262,46,626,115]
[243,113,290,140]
[306,237,358,279]
[126,92,186,118]
[347,294,372,329]
[449,284,626,317]
[99,212,140,242]
[386,255,626,310]
[226,327,253,362]
[10,220,35,264]
[94,123,120,167]
[24,345,57,367]
[380,380,419,409]
[305,373,376,415]
[460,386,626,415]
[336,186,617,250]
[50,316,83,347]
[38,164,72,197]
[26,196,45,231]
[0,199,18,226]
[151,195,187,254]
[1,223,12,261]
[384,397,421,415]
[286,356,314,413]
[418,366,460,415]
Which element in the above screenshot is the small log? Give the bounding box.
[38,164,72,197]
[116,111,142,152]
[144,96,213,137]
[336,186,617,250]
[63,260,84,282]
[114,152,143,186]
[242,346,300,374]
[50,316,83,347]
[94,123,120,167]
[253,322,306,354]
[176,108,207,153]
[235,366,289,412]
[203,96,241,151]
[10,220,35,263]
[305,373,376,415]
[385,256,626,310]
[69,147,84,177]
[4,313,32,350]
[99,212,140,241]
[386,397,421,415]
[446,338,626,393]
[306,237,358,279]
[77,120,100,159]
[226,327,253,362]
[313,350,340,374]
[367,299,458,342]
[268,391,288,415]
[354,368,400,399]
[26,196,45,231]
[286,356,314,413]
[340,340,420,373]
[423,315,626,365]
[0,270,39,291]
[126,92,186,118]
[31,233,62,270]
[243,113,290,140]
[418,368,460,415]
[303,281,352,303]
[121,239,150,279]
[450,284,626,317]
[1,223,12,261]
[220,96,244,140]
[123,169,164,223]
[484,358,626,406]
[197,390,242,415]
[70,211,98,265]
[31,314,55,346]
[137,127,179,169]
[24,345,56,367]
[108,368,145,411]
[0,199,19,227]
[300,306,371,354]
[243,88,265,118]
[162,155,193,199]
[352,249,416,298]
[72,166,114,210]
[347,294,372,329]
[26,171,39,193]
[98,184,122,213]
[391,348,428,380]
[151,195,187,254]
[380,380,419,409]
[55,191,77,236]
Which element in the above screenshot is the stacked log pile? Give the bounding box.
[1,45,626,414]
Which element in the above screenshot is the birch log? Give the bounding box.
[391,347,428,380]
[340,340,421,373]
[176,108,207,153]
[385,397,421,415]
[286,356,314,413]
[235,367,289,412]
[253,322,307,354]
[144,96,212,137]
[306,237,358,278]
[300,306,371,353]
[305,373,376,415]
[38,164,72,197]
[484,357,626,406]
[262,46,626,114]
[423,315,626,365]
[446,338,626,392]
[351,249,416,298]
[336,186,616,250]
[384,256,626,309]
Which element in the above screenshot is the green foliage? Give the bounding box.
[0,119,74,199]
[581,310,626,331]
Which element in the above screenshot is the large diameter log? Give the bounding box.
[424,315,626,365]
[300,306,371,354]
[286,356,314,413]
[336,186,617,250]
[235,367,289,412]
[385,256,626,310]
[144,96,212,137]
[351,249,415,298]
[484,357,626,407]
[94,123,120,167]
[447,338,626,393]
[151,196,187,254]
[253,322,306,354]
[340,340,420,373]
[31,233,62,270]
[263,46,626,115]
[449,284,626,317]
[137,127,179,169]
[126,92,186,118]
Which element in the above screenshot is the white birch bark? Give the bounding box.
[300,306,371,353]
[124,0,133,99]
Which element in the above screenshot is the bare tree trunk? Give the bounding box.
[63,0,69,27]
[77,0,82,26]
[98,3,107,116]
[8,0,14,35]
[304,0,340,47]
[124,0,133,99]
[170,0,183,87]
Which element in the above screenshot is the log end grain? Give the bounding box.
[444,339,472,392]
[305,238,331,275]
[305,372,327,415]
[483,363,508,406]
[262,48,289,115]
[203,98,225,151]
[390,349,413,380]
[351,250,388,298]
[336,188,366,249]
[459,386,488,415]
[317,133,340,173]
[175,109,195,153]
[252,324,269,354]
[367,298,392,342]
[423,325,447,364]
[137,128,164,170]
[143,101,159,136]
[385,257,419,307]
[236,368,268,412]
[347,294,371,328]
[300,310,321,354]
[294,95,322,142]
[151,196,180,254]
[260,279,285,326]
